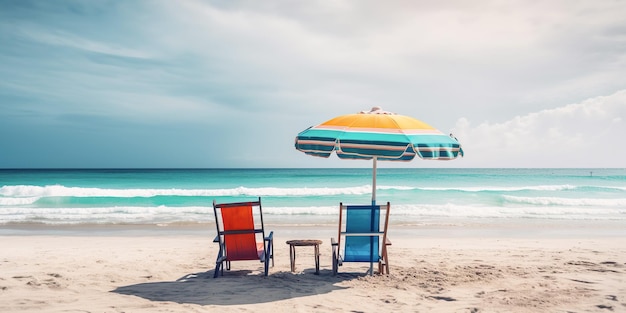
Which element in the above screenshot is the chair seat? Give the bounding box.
[225,242,266,261]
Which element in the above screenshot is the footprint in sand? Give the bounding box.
[428,296,456,302]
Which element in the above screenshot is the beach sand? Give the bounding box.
[1,223,625,313]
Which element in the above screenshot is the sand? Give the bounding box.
[1,223,625,312]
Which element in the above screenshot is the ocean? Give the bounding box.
[1,168,625,227]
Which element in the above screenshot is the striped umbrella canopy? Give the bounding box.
[294,106,464,204]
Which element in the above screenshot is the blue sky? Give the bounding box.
[1,0,625,168]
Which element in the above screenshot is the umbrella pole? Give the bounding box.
[372,157,377,205]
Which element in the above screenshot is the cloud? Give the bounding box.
[1,0,626,168]
[17,26,153,59]
[453,89,626,167]
[153,1,626,121]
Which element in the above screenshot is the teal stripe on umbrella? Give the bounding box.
[296,129,462,161]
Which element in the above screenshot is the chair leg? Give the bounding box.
[332,250,338,276]
[214,261,222,278]
[383,250,389,274]
[264,244,272,276]
[214,243,225,278]
[379,254,389,274]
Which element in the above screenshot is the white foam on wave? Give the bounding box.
[0,206,214,224]
[0,205,341,225]
[0,184,374,198]
[3,184,623,200]
[2,203,625,225]
[264,206,337,215]
[503,195,626,206]
[0,197,40,205]
[420,185,579,192]
[391,203,626,220]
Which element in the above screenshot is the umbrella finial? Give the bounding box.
[360,106,395,115]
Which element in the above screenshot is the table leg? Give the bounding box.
[314,244,320,275]
[289,244,295,272]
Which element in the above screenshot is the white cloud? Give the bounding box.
[153,1,626,122]
[17,26,153,59]
[453,90,626,167]
[2,0,626,167]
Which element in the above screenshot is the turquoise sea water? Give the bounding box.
[1,168,625,225]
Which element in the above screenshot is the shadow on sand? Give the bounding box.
[111,268,360,306]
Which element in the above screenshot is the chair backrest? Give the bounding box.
[338,202,390,262]
[214,198,265,261]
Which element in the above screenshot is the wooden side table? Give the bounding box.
[286,239,322,275]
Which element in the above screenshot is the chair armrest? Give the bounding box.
[385,237,392,245]
[265,231,274,242]
[213,235,220,243]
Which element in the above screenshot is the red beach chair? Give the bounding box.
[212,197,274,277]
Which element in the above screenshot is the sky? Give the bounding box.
[1,0,625,168]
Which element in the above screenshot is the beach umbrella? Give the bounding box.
[294,106,464,205]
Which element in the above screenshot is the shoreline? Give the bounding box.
[2,218,626,238]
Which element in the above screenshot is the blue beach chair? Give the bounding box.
[331,202,391,275]
[212,197,274,278]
